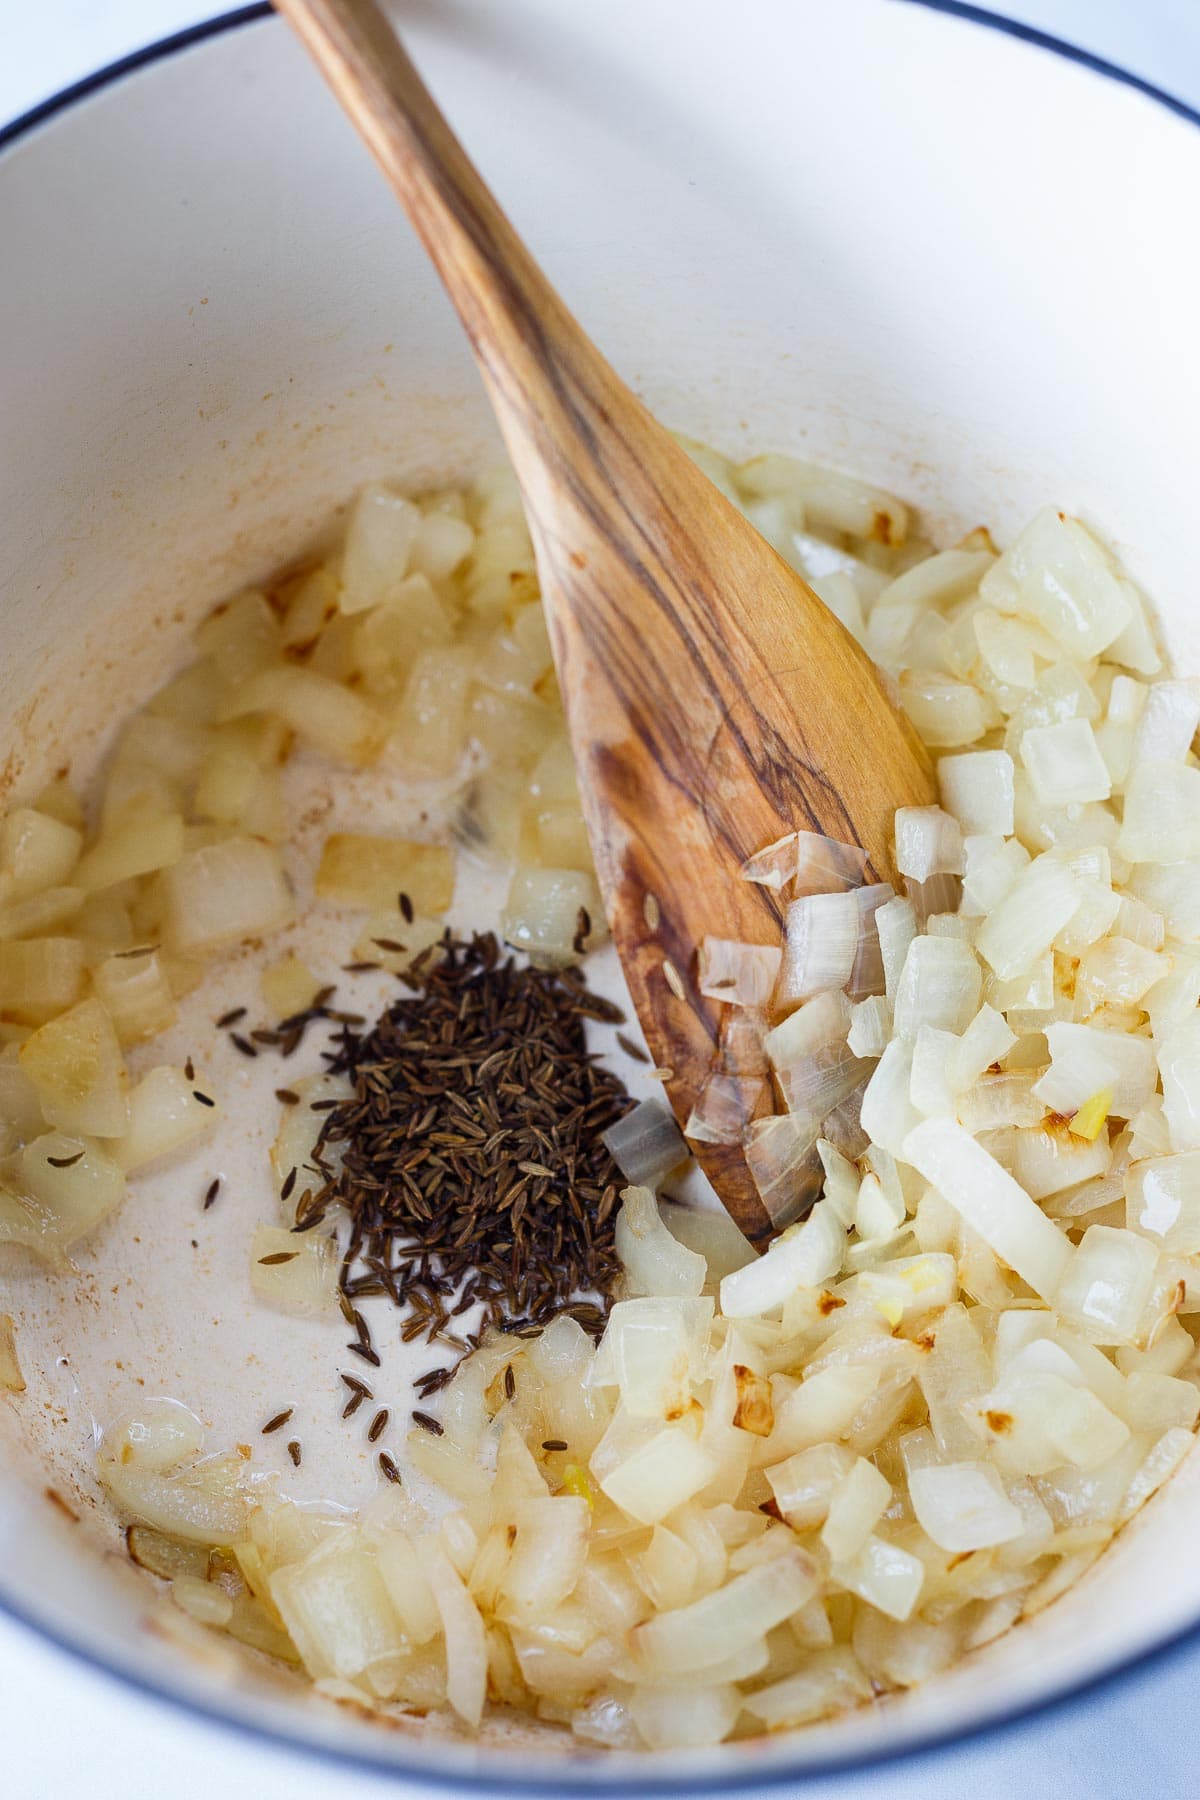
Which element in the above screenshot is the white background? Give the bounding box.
[1,4,1198,1798]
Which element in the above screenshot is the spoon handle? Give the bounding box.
[275,0,621,454]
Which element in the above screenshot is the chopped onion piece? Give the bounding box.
[595,1422,717,1526]
[979,508,1132,658]
[115,1067,216,1172]
[1119,762,1200,863]
[1055,1224,1159,1344]
[339,484,421,612]
[1129,679,1200,765]
[1033,1023,1156,1120]
[0,808,82,902]
[938,750,1015,836]
[1020,719,1111,805]
[502,867,604,967]
[720,1201,843,1318]
[899,672,989,748]
[859,1040,921,1156]
[820,1458,891,1561]
[250,1225,337,1315]
[104,1400,206,1474]
[765,990,851,1066]
[907,1463,1024,1552]
[627,1547,816,1675]
[741,1646,873,1729]
[975,854,1080,980]
[876,897,917,1000]
[902,1119,1071,1300]
[832,1535,924,1622]
[1159,1017,1200,1152]
[894,807,963,881]
[696,936,781,1008]
[603,1100,688,1187]
[19,998,129,1139]
[959,835,1030,917]
[742,1113,822,1226]
[947,1005,1016,1092]
[100,1452,248,1544]
[847,995,892,1059]
[685,1069,764,1145]
[221,663,386,766]
[0,1133,125,1259]
[657,1200,754,1282]
[315,834,454,913]
[892,936,981,1038]
[615,1188,706,1297]
[629,1684,742,1751]
[162,838,293,957]
[774,1043,872,1131]
[1126,1153,1200,1253]
[774,891,861,1011]
[1012,1124,1110,1199]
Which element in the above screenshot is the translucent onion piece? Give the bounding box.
[1054,1225,1159,1345]
[1119,762,1200,863]
[603,1100,688,1186]
[894,807,964,882]
[615,1187,706,1298]
[250,1225,338,1315]
[162,838,294,957]
[892,936,981,1038]
[975,854,1080,980]
[831,1535,924,1622]
[903,872,963,930]
[907,1463,1024,1552]
[1020,719,1112,805]
[938,750,1015,836]
[685,1071,765,1146]
[1032,1022,1157,1120]
[902,1118,1072,1300]
[1125,1152,1200,1253]
[720,1200,843,1318]
[979,508,1132,658]
[775,1042,873,1131]
[627,1548,816,1676]
[774,892,861,1011]
[103,1400,206,1474]
[0,1133,125,1260]
[18,998,129,1139]
[696,937,781,1008]
[314,834,454,914]
[741,1113,823,1228]
[1159,1016,1200,1152]
[847,884,897,998]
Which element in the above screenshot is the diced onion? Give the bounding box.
[696,937,781,1008]
[902,1118,1071,1300]
[602,1101,688,1190]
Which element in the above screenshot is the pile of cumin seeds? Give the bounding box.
[301,931,634,1380]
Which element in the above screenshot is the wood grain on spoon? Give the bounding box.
[277,0,937,1242]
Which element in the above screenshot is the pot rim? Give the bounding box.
[0,1,1197,1787]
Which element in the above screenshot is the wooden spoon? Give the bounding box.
[277,0,936,1243]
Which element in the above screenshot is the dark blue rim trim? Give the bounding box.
[0,2,273,154]
[898,0,1200,124]
[0,0,1199,1788]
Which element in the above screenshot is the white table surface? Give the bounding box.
[1,4,1198,1797]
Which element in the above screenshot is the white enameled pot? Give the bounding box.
[1,1,1199,1787]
